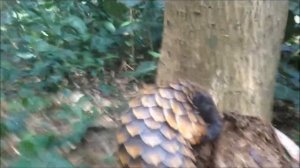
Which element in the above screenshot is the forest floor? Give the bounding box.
[60,77,300,167]
[1,76,299,167]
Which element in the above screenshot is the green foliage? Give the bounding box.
[148,50,161,58]
[1,1,164,166]
[274,3,299,145]
[99,83,116,96]
[11,150,74,168]
[289,0,300,16]
[2,96,96,167]
[3,111,27,134]
[1,0,164,97]
[275,1,300,111]
[276,43,300,110]
[122,61,157,79]
[17,134,56,157]
[102,154,117,165]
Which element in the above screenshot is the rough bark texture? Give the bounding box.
[156,0,289,121]
[193,112,296,168]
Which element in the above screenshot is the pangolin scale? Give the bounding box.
[116,80,221,168]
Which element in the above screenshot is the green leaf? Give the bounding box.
[34,39,51,52]
[115,21,140,34]
[16,52,36,59]
[103,53,118,60]
[63,16,87,34]
[18,134,56,157]
[10,151,74,168]
[104,21,116,33]
[148,50,160,58]
[275,83,300,110]
[99,84,115,96]
[120,20,132,27]
[0,60,13,69]
[30,61,51,76]
[0,43,10,52]
[125,40,133,47]
[49,25,62,36]
[62,33,79,42]
[122,61,157,77]
[0,122,8,137]
[76,95,92,107]
[61,114,94,145]
[289,0,300,15]
[7,100,24,112]
[102,154,117,165]
[40,151,74,168]
[24,96,51,112]
[19,88,35,98]
[280,63,299,81]
[91,36,114,53]
[4,112,27,133]
[48,75,63,84]
[18,139,38,157]
[103,0,128,18]
[118,0,142,7]
[153,0,165,9]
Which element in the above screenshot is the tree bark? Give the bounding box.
[156,0,289,121]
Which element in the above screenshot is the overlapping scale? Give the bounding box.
[183,159,197,168]
[176,115,194,140]
[155,93,171,109]
[120,110,135,124]
[187,110,198,123]
[141,85,157,95]
[176,133,188,145]
[144,118,161,129]
[182,102,193,111]
[180,145,196,161]
[125,119,147,136]
[174,90,187,102]
[160,124,177,140]
[127,158,144,168]
[140,131,164,147]
[124,142,142,158]
[132,106,151,119]
[160,139,180,153]
[141,146,167,166]
[141,95,157,107]
[162,152,183,167]
[169,83,183,90]
[128,98,142,107]
[181,86,191,96]
[117,80,208,168]
[116,127,130,144]
[163,108,178,130]
[118,145,131,166]
[179,80,189,86]
[149,107,165,122]
[158,88,175,99]
[170,99,186,115]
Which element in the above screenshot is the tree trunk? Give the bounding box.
[156,0,288,121]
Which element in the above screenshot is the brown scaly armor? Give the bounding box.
[116,80,222,168]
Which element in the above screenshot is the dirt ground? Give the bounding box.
[1,77,298,168]
[65,112,298,168]
[62,78,299,168]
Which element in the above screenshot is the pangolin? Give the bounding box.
[116,80,222,168]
